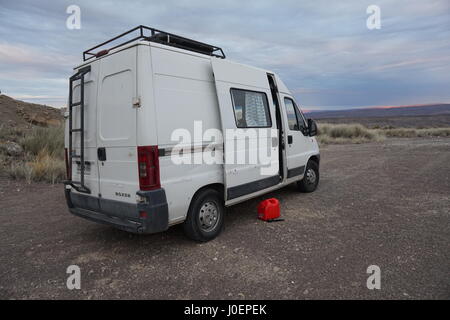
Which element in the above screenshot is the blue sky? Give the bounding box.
[0,0,449,110]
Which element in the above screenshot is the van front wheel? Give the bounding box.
[183,189,224,242]
[297,160,319,193]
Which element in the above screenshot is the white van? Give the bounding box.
[64,26,320,241]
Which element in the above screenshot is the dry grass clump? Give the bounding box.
[8,151,65,184]
[19,126,64,158]
[317,123,384,144]
[1,125,65,183]
[316,123,450,145]
[0,126,26,142]
[381,127,450,138]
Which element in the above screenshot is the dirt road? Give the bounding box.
[1,138,449,299]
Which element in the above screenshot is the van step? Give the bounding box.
[67,181,91,193]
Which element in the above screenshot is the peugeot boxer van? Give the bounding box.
[64,26,320,242]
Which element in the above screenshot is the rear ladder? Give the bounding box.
[65,65,91,194]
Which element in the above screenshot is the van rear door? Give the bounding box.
[211,59,280,204]
[96,47,138,203]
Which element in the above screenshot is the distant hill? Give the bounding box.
[308,104,450,119]
[0,95,63,128]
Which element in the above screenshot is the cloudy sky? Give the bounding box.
[0,0,449,110]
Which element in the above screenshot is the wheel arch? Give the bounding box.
[189,183,225,208]
[183,183,226,242]
[308,154,320,165]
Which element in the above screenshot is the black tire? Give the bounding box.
[183,188,225,242]
[297,160,319,193]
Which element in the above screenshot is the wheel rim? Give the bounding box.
[198,201,220,232]
[306,168,317,185]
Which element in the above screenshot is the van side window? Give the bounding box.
[294,105,307,133]
[284,98,299,131]
[284,97,307,133]
[230,89,272,128]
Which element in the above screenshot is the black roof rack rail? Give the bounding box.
[83,25,226,61]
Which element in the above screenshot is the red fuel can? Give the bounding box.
[257,198,280,221]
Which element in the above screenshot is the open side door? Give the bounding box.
[211,59,281,204]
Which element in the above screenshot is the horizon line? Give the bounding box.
[303,102,450,113]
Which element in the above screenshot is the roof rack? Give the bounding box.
[83,25,226,61]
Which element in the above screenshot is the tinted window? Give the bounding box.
[231,89,271,128]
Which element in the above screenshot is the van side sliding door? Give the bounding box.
[211,59,281,205]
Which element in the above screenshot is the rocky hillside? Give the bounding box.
[0,94,63,128]
[0,95,65,182]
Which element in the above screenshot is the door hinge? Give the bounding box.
[132,97,141,108]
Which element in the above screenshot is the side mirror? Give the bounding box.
[307,119,317,136]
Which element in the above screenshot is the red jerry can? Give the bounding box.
[257,198,280,221]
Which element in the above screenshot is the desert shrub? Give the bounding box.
[381,128,418,138]
[0,153,7,171]
[317,123,384,144]
[30,151,66,183]
[416,128,450,137]
[0,125,25,143]
[5,125,65,183]
[19,125,64,159]
[8,162,34,183]
[317,123,450,144]
[378,127,450,138]
[7,150,65,183]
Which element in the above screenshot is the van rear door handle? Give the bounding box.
[97,147,106,161]
[287,135,293,144]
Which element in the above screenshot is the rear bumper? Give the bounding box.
[65,187,169,234]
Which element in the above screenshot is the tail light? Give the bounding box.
[64,148,71,180]
[137,146,160,191]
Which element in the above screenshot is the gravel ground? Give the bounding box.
[0,137,449,299]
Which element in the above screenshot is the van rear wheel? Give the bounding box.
[183,189,224,242]
[297,160,319,193]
